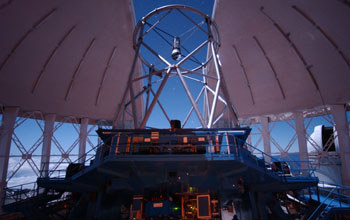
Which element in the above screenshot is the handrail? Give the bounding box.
[5,181,37,190]
[317,187,350,200]
[318,180,350,190]
[2,182,66,207]
[38,132,263,178]
[317,198,337,219]
[4,130,323,209]
[308,188,336,220]
[36,132,317,183]
[316,181,350,205]
[235,137,316,178]
[2,181,40,206]
[308,184,350,220]
[39,141,104,178]
[72,141,102,164]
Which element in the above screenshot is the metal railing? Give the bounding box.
[110,133,238,156]
[2,181,63,206]
[2,130,321,209]
[1,140,104,206]
[236,138,316,179]
[38,132,317,180]
[308,182,350,220]
[39,140,104,179]
[2,182,72,210]
[2,182,38,205]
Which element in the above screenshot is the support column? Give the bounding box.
[79,118,89,164]
[260,117,271,162]
[331,105,350,185]
[294,112,309,174]
[40,114,55,177]
[0,107,19,208]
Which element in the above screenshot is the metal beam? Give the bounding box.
[208,42,221,128]
[129,82,139,129]
[183,86,205,128]
[293,112,309,175]
[331,105,350,185]
[144,9,173,37]
[176,67,207,128]
[141,42,171,66]
[78,118,89,164]
[177,40,209,67]
[40,114,56,177]
[139,68,171,128]
[211,43,239,127]
[0,107,19,210]
[150,89,171,123]
[113,41,142,128]
[260,116,271,162]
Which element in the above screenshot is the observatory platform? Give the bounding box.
[3,127,319,219]
[37,127,317,193]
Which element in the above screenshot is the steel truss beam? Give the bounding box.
[0,107,19,210]
[242,105,350,175]
[113,5,239,129]
[2,112,98,186]
[0,102,348,189]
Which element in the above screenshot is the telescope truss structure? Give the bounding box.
[113,5,239,129]
[1,2,350,212]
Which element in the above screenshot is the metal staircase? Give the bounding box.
[2,182,65,219]
[1,143,102,219]
[305,182,350,220]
